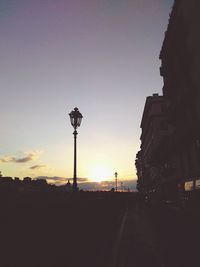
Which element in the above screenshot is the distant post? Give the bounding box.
[115,172,118,192]
[69,107,83,191]
[121,182,123,192]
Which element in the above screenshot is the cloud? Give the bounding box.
[30,164,46,170]
[35,176,88,186]
[0,151,42,163]
[34,176,137,190]
[78,180,137,191]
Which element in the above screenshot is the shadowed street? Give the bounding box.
[0,191,131,267]
[1,191,200,267]
[116,196,200,267]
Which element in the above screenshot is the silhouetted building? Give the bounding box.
[0,176,52,193]
[159,0,200,193]
[136,0,200,197]
[135,151,142,191]
[136,94,172,194]
[66,179,72,192]
[23,177,32,183]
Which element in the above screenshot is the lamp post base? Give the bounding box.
[73,183,78,192]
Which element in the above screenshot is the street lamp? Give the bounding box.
[69,107,83,191]
[115,172,118,192]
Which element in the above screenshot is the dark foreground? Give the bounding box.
[0,191,129,267]
[1,191,200,267]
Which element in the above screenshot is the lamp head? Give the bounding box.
[69,107,83,130]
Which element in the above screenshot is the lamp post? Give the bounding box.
[115,172,118,192]
[69,107,83,191]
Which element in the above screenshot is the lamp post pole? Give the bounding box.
[73,130,78,190]
[69,107,83,191]
[115,172,118,192]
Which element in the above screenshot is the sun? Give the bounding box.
[89,165,113,183]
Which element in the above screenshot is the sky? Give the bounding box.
[0,0,174,188]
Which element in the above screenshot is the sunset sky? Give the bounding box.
[0,0,173,187]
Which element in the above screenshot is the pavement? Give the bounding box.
[113,202,200,267]
[2,192,200,267]
[112,205,164,267]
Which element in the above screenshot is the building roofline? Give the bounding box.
[159,0,180,59]
[140,94,163,128]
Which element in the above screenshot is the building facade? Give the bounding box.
[136,94,173,195]
[136,0,200,197]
